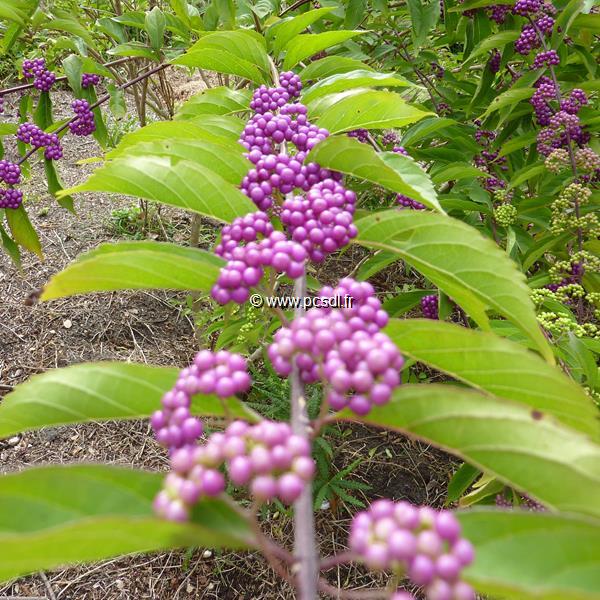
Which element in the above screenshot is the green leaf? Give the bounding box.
[0,361,258,439]
[173,31,270,83]
[282,31,365,70]
[173,49,265,83]
[0,1,27,25]
[145,6,166,50]
[121,139,250,184]
[498,131,538,158]
[301,69,414,104]
[107,121,243,158]
[355,210,553,362]
[60,156,255,222]
[62,54,83,96]
[40,241,223,301]
[299,56,374,81]
[431,163,489,184]
[108,42,158,61]
[308,136,442,211]
[174,87,251,119]
[385,319,599,438]
[480,87,535,119]
[310,89,433,134]
[400,117,459,146]
[459,510,600,600]
[446,463,480,505]
[407,0,440,48]
[0,464,253,582]
[44,158,74,212]
[41,17,97,49]
[509,164,546,190]
[266,7,335,54]
[346,384,600,518]
[107,83,127,118]
[6,204,42,259]
[383,289,434,317]
[0,221,21,267]
[0,124,18,136]
[345,0,366,28]
[464,31,520,64]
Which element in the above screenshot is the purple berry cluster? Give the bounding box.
[382,131,399,146]
[151,350,250,452]
[279,71,302,99]
[240,152,341,212]
[269,278,403,415]
[248,72,301,115]
[487,4,511,23]
[281,179,358,263]
[530,76,556,125]
[397,194,426,210]
[69,99,96,136]
[489,49,501,73]
[0,188,23,209]
[215,211,274,259]
[0,160,21,186]
[348,128,369,144]
[513,0,542,16]
[212,231,308,305]
[421,294,439,320]
[16,123,63,159]
[350,500,475,600]
[154,418,315,521]
[22,58,56,92]
[532,50,560,69]
[81,73,101,88]
[473,127,508,192]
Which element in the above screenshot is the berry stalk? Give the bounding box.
[289,272,319,600]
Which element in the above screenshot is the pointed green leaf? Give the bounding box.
[309,89,433,134]
[299,56,374,81]
[301,69,415,104]
[59,156,255,221]
[385,319,598,438]
[145,6,166,50]
[283,31,365,70]
[266,7,335,54]
[173,30,270,83]
[308,136,442,211]
[6,204,43,259]
[0,361,259,439]
[172,48,266,83]
[107,120,243,158]
[355,210,553,361]
[118,140,250,184]
[346,384,600,518]
[40,241,223,300]
[0,465,253,582]
[174,86,251,119]
[459,510,600,600]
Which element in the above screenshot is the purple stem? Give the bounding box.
[290,273,319,600]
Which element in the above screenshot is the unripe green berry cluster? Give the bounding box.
[494,203,517,227]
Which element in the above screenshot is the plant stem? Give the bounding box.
[290,273,319,600]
